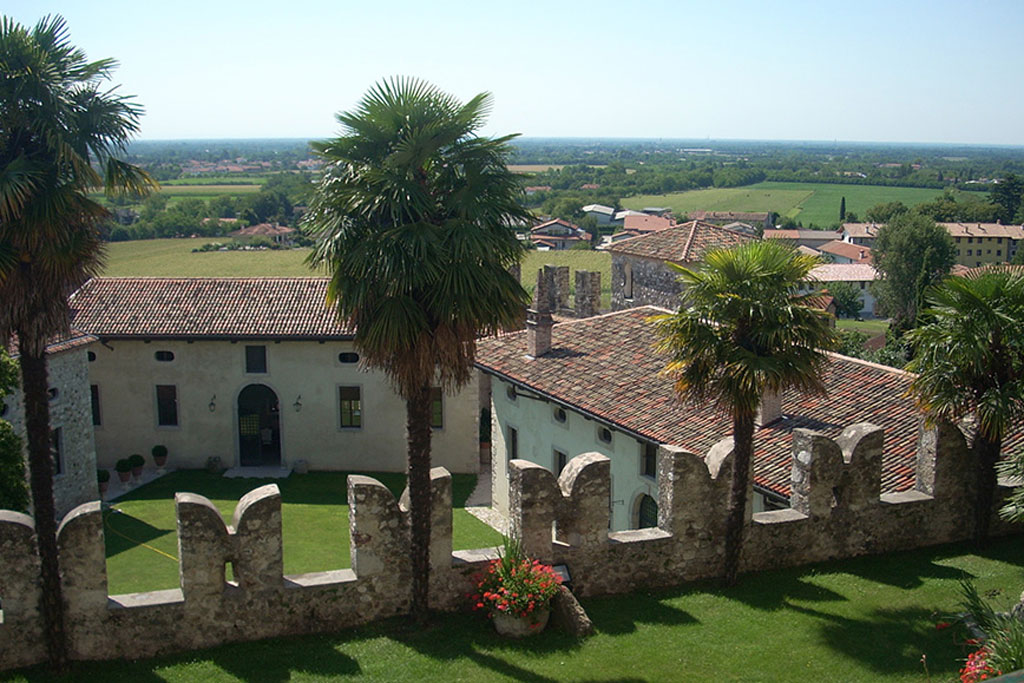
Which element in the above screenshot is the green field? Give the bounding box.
[103,240,614,307]
[103,239,315,277]
[156,183,262,196]
[622,182,958,228]
[162,175,266,186]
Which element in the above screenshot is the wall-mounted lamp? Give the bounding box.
[293,395,302,412]
[208,395,216,412]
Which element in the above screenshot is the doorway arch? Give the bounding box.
[237,384,281,467]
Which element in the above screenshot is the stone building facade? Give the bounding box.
[608,220,755,311]
[2,333,99,518]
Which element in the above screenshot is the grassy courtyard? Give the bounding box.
[7,537,1023,681]
[104,470,501,595]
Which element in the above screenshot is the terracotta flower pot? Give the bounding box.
[153,455,167,468]
[492,609,550,638]
[131,465,144,478]
[98,481,109,496]
[117,470,131,483]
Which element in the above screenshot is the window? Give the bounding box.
[859,282,866,290]
[507,426,518,460]
[155,350,174,362]
[47,387,59,401]
[430,387,443,429]
[339,386,361,428]
[338,352,360,364]
[90,385,101,426]
[998,238,1003,244]
[642,442,657,478]
[598,426,612,445]
[553,406,567,424]
[967,249,973,256]
[956,237,961,243]
[968,237,974,244]
[998,250,1002,257]
[637,494,658,529]
[50,428,62,476]
[245,345,267,373]
[624,262,633,299]
[156,385,178,426]
[554,449,567,475]
[987,250,992,255]
[505,384,517,402]
[87,351,96,362]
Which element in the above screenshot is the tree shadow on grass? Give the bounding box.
[102,509,173,558]
[583,590,700,635]
[795,602,968,679]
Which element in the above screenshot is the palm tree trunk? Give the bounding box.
[405,384,433,622]
[972,434,1001,546]
[723,410,754,586]
[17,336,67,670]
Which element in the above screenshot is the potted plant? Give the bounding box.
[151,444,168,469]
[128,453,145,479]
[97,468,110,496]
[115,458,132,483]
[472,536,561,637]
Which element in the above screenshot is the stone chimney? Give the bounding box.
[526,268,554,358]
[756,389,782,428]
[575,270,601,318]
[544,265,570,314]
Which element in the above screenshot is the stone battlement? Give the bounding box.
[0,420,1015,670]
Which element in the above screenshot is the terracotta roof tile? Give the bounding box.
[476,307,1024,499]
[6,329,97,359]
[69,278,354,340]
[808,263,879,282]
[608,220,755,263]
[819,240,873,263]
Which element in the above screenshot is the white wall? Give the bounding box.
[489,376,768,530]
[87,339,478,474]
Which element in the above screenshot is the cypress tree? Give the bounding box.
[840,196,847,221]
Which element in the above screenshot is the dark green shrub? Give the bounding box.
[151,444,168,459]
[115,458,132,473]
[128,453,145,469]
[97,469,110,484]
[0,422,28,513]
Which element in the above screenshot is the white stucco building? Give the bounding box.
[69,277,479,474]
[475,306,932,532]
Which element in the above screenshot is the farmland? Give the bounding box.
[102,240,613,307]
[621,181,963,227]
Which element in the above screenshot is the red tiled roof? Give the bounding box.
[6,330,97,359]
[476,307,1024,499]
[69,278,354,340]
[692,211,769,222]
[607,220,755,263]
[819,240,873,263]
[623,214,675,233]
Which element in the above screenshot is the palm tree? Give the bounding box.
[654,240,837,585]
[304,77,529,620]
[0,15,154,667]
[906,270,1024,544]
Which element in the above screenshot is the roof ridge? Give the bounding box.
[679,220,700,261]
[825,350,915,378]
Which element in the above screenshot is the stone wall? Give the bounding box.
[575,271,601,318]
[3,347,98,518]
[0,418,1016,671]
[611,253,685,311]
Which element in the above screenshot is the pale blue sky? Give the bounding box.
[7,0,1024,145]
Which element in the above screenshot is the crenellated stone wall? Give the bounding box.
[0,418,1016,670]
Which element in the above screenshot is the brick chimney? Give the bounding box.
[756,389,782,428]
[526,268,554,358]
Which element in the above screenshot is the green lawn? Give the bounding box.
[8,536,1023,681]
[104,470,501,594]
[837,318,890,336]
[622,182,961,228]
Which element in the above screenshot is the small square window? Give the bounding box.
[430,387,443,429]
[967,249,973,256]
[339,386,361,428]
[554,449,567,475]
[598,426,612,444]
[245,346,267,373]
